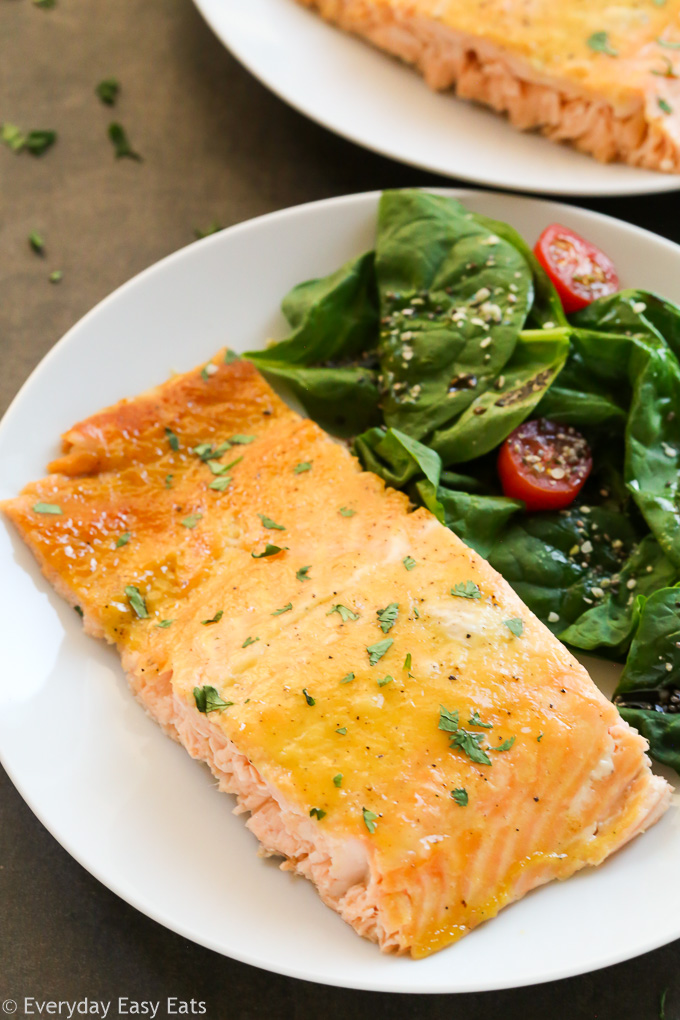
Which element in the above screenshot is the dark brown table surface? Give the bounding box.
[2,2,680,1017]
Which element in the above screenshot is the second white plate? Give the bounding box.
[192,0,680,197]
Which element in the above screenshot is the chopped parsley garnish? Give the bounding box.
[335,727,347,735]
[493,737,516,752]
[116,532,131,548]
[403,653,412,671]
[48,269,62,284]
[258,514,286,530]
[209,476,232,491]
[165,427,179,451]
[376,603,399,633]
[272,602,293,616]
[438,705,460,733]
[658,38,680,49]
[125,585,148,619]
[309,807,326,820]
[194,222,223,239]
[33,502,62,514]
[296,565,311,581]
[451,581,481,600]
[229,434,255,444]
[1,125,57,155]
[451,729,492,766]
[339,506,356,517]
[208,460,231,475]
[537,732,544,742]
[333,773,343,787]
[413,604,420,619]
[95,78,120,105]
[156,619,174,628]
[659,97,674,114]
[74,605,83,617]
[327,604,359,622]
[403,556,416,571]
[377,675,394,687]
[165,474,173,488]
[302,688,315,706]
[587,31,618,56]
[242,636,259,647]
[29,231,45,254]
[34,0,57,8]
[451,788,468,807]
[1,123,26,151]
[340,672,355,684]
[468,710,492,729]
[367,638,393,665]
[652,56,677,78]
[193,441,219,460]
[294,461,311,474]
[201,610,223,625]
[362,807,378,834]
[200,363,216,382]
[224,348,239,363]
[252,543,287,558]
[108,122,142,161]
[181,513,203,529]
[504,617,524,637]
[193,685,233,714]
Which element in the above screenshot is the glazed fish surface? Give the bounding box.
[1,352,671,957]
[296,0,680,173]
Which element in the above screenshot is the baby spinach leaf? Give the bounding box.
[354,426,445,521]
[535,385,627,429]
[429,329,569,464]
[425,487,523,558]
[375,190,532,439]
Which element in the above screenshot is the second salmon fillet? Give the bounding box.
[1,352,671,957]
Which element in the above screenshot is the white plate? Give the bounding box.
[192,0,680,197]
[1,189,679,993]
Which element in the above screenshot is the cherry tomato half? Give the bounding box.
[498,418,593,512]
[533,223,619,314]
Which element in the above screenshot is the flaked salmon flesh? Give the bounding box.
[296,0,680,173]
[1,353,671,957]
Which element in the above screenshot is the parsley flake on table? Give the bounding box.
[48,269,62,284]
[242,636,259,647]
[201,610,223,625]
[302,688,315,706]
[258,513,286,530]
[125,585,148,619]
[165,427,179,451]
[340,672,355,684]
[339,506,356,517]
[294,461,311,474]
[116,532,131,548]
[376,602,399,633]
[193,685,233,714]
[33,0,57,8]
[108,122,142,161]
[251,543,287,558]
[451,581,481,600]
[403,556,416,571]
[309,807,326,820]
[438,705,460,733]
[362,808,378,834]
[327,604,360,622]
[95,78,120,105]
[156,619,174,629]
[33,502,61,514]
[587,31,618,56]
[1,123,26,151]
[493,737,516,752]
[333,773,343,787]
[377,674,394,687]
[74,606,83,617]
[194,222,223,240]
[296,565,311,581]
[367,638,393,665]
[29,231,44,254]
[208,476,232,492]
[504,617,524,637]
[468,710,493,729]
[335,727,347,735]
[451,788,468,807]
[1,125,57,155]
[181,513,202,529]
[272,602,293,616]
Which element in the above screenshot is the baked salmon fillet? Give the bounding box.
[296,0,680,173]
[1,351,671,958]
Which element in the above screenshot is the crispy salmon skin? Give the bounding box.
[1,351,671,957]
[296,0,680,173]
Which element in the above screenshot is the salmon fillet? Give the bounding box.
[296,0,680,173]
[1,351,671,957]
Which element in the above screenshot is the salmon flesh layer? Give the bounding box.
[1,353,671,957]
[296,0,680,173]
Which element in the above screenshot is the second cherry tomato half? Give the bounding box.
[498,418,593,512]
[533,223,619,314]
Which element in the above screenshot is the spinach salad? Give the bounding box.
[244,190,680,772]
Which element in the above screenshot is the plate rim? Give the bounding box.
[2,186,680,993]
